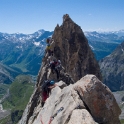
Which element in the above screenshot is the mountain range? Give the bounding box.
[0,30,53,76]
[84,30,124,60]
[0,29,124,85]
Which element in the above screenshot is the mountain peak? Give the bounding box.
[63,14,72,22]
[53,14,102,81]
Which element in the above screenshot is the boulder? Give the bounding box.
[74,75,121,124]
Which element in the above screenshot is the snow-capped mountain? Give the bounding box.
[103,30,124,37]
[0,30,53,75]
[0,29,46,43]
[84,31,124,60]
[84,31,124,43]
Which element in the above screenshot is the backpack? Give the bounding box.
[41,80,51,92]
[49,61,55,68]
[46,46,51,50]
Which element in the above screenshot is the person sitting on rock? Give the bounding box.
[41,80,57,107]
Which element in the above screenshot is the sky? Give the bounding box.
[0,0,124,34]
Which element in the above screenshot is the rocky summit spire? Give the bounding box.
[63,14,72,22]
[52,14,102,82]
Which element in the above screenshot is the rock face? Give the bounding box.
[99,41,124,91]
[52,14,102,81]
[19,75,121,124]
[18,14,120,124]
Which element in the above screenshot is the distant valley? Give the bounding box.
[0,62,19,84]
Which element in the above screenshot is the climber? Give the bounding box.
[46,44,52,56]
[47,55,56,65]
[46,38,55,57]
[41,80,57,107]
[49,60,60,80]
[46,37,52,44]
[55,60,62,74]
[46,38,50,44]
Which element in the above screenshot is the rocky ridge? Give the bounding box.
[18,14,121,124]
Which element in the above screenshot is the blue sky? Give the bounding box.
[0,0,124,34]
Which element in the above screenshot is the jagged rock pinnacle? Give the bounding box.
[53,14,102,81]
[63,14,71,22]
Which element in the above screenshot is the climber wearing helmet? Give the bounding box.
[41,80,57,107]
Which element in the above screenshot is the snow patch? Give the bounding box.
[48,35,52,38]
[16,46,22,49]
[33,42,40,46]
[42,38,45,42]
[89,45,94,50]
[19,38,22,40]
